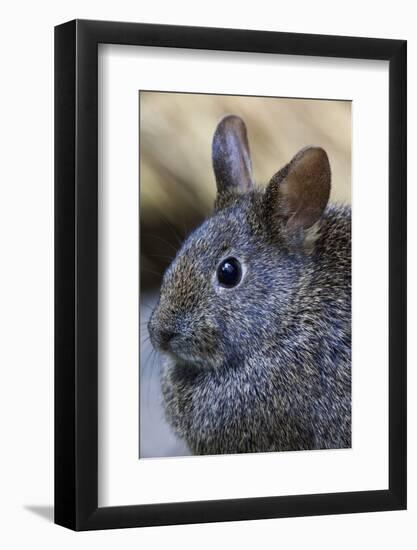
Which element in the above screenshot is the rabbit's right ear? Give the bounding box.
[212,115,254,199]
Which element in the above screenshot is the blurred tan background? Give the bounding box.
[139,91,351,458]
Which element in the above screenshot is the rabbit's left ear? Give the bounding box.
[265,147,331,233]
[212,115,254,197]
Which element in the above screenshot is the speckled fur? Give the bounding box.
[148,124,351,455]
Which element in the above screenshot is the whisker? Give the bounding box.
[140,342,155,414]
[140,301,155,312]
[147,347,160,412]
[141,267,163,278]
[147,253,175,262]
[157,211,184,247]
[142,234,179,254]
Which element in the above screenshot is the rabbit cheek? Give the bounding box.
[171,324,222,368]
[149,305,221,367]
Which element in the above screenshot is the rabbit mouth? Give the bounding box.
[148,311,222,368]
[154,334,221,369]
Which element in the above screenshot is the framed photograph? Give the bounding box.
[55,19,406,530]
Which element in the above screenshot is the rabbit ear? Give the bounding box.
[212,115,254,196]
[265,147,331,233]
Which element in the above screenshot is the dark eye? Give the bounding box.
[217,257,242,288]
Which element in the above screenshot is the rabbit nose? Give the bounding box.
[148,306,190,351]
[148,315,177,351]
[158,329,177,350]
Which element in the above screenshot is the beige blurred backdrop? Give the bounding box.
[139,91,351,458]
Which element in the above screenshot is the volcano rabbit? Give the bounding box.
[148,115,351,455]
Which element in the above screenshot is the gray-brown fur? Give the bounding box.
[148,115,351,455]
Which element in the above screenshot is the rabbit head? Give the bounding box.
[148,115,332,371]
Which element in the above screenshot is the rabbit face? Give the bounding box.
[148,197,302,370]
[148,115,332,370]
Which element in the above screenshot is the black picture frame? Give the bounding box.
[55,19,407,531]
